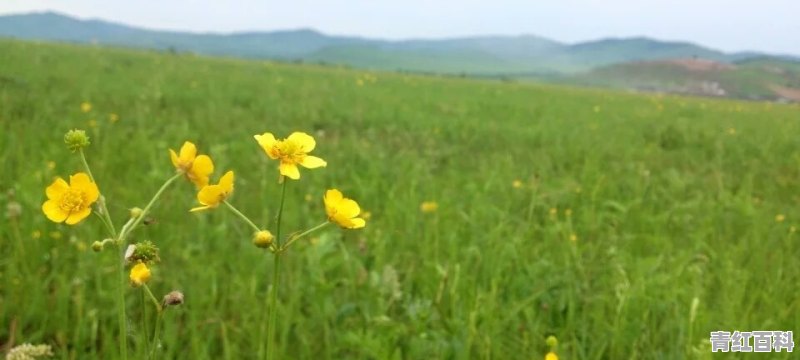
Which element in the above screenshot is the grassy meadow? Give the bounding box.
[2,39,800,359]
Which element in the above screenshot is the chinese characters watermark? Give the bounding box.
[710,331,794,352]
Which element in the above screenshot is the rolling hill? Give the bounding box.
[0,11,795,76]
[566,57,800,102]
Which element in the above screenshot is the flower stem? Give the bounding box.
[224,201,261,233]
[265,180,287,360]
[119,173,182,240]
[140,289,150,358]
[150,311,163,359]
[280,222,330,252]
[79,149,116,237]
[115,244,128,360]
[142,284,163,359]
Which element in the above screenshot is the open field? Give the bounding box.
[2,39,800,359]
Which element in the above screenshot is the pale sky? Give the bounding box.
[1,0,798,55]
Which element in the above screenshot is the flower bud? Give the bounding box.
[91,241,104,252]
[64,129,91,152]
[546,335,558,349]
[162,290,185,307]
[253,230,274,248]
[130,207,144,219]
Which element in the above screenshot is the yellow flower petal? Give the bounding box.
[325,189,343,203]
[197,185,224,207]
[189,154,214,188]
[65,207,91,225]
[190,205,211,212]
[46,177,69,199]
[169,149,180,168]
[300,155,327,169]
[42,200,69,222]
[337,198,361,219]
[287,132,316,152]
[219,171,234,193]
[280,162,300,180]
[254,133,278,159]
[129,262,151,286]
[69,173,100,203]
[179,141,197,164]
[347,218,366,229]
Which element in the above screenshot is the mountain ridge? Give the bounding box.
[0,11,797,75]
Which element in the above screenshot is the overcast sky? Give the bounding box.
[1,0,798,55]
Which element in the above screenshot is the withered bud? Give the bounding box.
[6,201,22,219]
[162,290,184,307]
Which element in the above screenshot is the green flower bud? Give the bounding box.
[546,335,558,349]
[130,207,144,219]
[253,230,274,248]
[91,241,104,252]
[64,129,91,152]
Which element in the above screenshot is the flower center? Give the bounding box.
[275,140,305,162]
[59,189,86,212]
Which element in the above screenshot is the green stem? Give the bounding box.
[79,149,116,238]
[142,284,162,312]
[224,201,261,233]
[150,311,163,359]
[141,289,150,357]
[280,222,330,252]
[115,244,128,360]
[265,180,288,360]
[119,173,182,241]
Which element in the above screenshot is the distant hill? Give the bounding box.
[565,58,800,101]
[1,11,797,77]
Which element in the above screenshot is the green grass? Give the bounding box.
[2,39,800,359]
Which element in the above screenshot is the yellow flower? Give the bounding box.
[776,214,786,223]
[190,171,234,212]
[129,262,151,287]
[170,141,214,188]
[545,352,558,360]
[324,189,366,229]
[420,201,438,213]
[512,180,523,189]
[41,172,100,225]
[254,132,326,180]
[80,101,92,113]
[109,113,119,123]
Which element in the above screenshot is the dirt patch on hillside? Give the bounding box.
[659,59,736,72]
[770,85,800,101]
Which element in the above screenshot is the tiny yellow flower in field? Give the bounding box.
[361,211,372,220]
[46,161,56,170]
[549,207,558,216]
[87,119,98,128]
[129,262,151,287]
[570,234,578,242]
[420,201,439,213]
[32,230,41,239]
[254,131,327,180]
[80,101,92,113]
[191,171,234,212]
[42,172,100,225]
[512,179,523,189]
[109,113,119,123]
[545,352,559,360]
[324,189,366,229]
[775,214,786,223]
[170,141,215,188]
[565,209,573,217]
[49,231,62,239]
[790,226,796,233]
[727,127,736,135]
